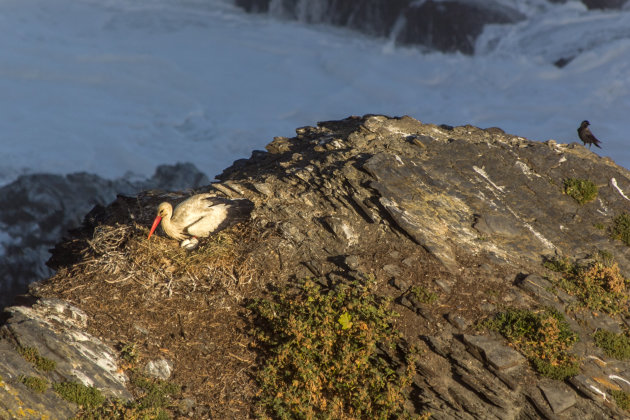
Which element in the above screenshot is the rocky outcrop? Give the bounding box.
[0,163,209,310]
[582,0,629,9]
[234,0,525,54]
[4,115,630,418]
[0,299,130,419]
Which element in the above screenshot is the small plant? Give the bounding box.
[563,178,598,204]
[249,277,418,419]
[611,213,630,246]
[17,346,57,372]
[132,375,181,412]
[410,285,438,304]
[118,342,139,369]
[53,382,106,409]
[543,256,573,273]
[611,389,630,411]
[594,223,606,230]
[483,308,580,380]
[70,375,180,420]
[593,329,630,359]
[19,375,49,393]
[544,256,629,315]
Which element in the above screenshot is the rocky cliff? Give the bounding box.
[3,115,630,418]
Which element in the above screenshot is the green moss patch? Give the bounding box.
[19,375,49,393]
[563,178,598,204]
[53,382,106,409]
[131,376,180,412]
[410,285,438,305]
[17,346,57,372]
[593,330,630,359]
[484,308,580,380]
[67,375,180,420]
[249,277,418,419]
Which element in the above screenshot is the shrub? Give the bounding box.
[249,277,418,419]
[545,256,629,315]
[484,308,579,380]
[593,330,630,359]
[563,178,598,204]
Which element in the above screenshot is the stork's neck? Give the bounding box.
[161,212,186,240]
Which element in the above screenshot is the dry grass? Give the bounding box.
[73,223,257,302]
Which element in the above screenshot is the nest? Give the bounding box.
[74,222,257,301]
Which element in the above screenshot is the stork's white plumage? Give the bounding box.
[148,193,253,248]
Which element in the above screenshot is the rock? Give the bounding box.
[144,358,173,380]
[234,0,524,54]
[382,264,401,277]
[0,299,130,417]
[539,381,577,414]
[446,313,471,331]
[569,375,610,403]
[395,0,524,54]
[516,274,562,309]
[463,334,526,371]
[582,0,628,9]
[390,276,410,291]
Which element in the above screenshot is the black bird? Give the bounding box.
[577,120,602,149]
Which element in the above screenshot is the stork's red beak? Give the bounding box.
[148,215,162,239]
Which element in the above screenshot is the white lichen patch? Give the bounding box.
[610,374,630,387]
[611,177,630,201]
[515,160,541,179]
[70,369,95,387]
[473,166,505,192]
[523,223,556,250]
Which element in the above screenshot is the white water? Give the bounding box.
[1,0,629,186]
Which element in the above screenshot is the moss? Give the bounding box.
[17,346,57,372]
[564,178,598,204]
[593,329,630,359]
[19,375,49,393]
[53,382,106,409]
[131,376,180,411]
[410,285,438,304]
[483,308,579,380]
[611,213,630,246]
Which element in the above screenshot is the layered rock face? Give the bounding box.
[3,115,630,418]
